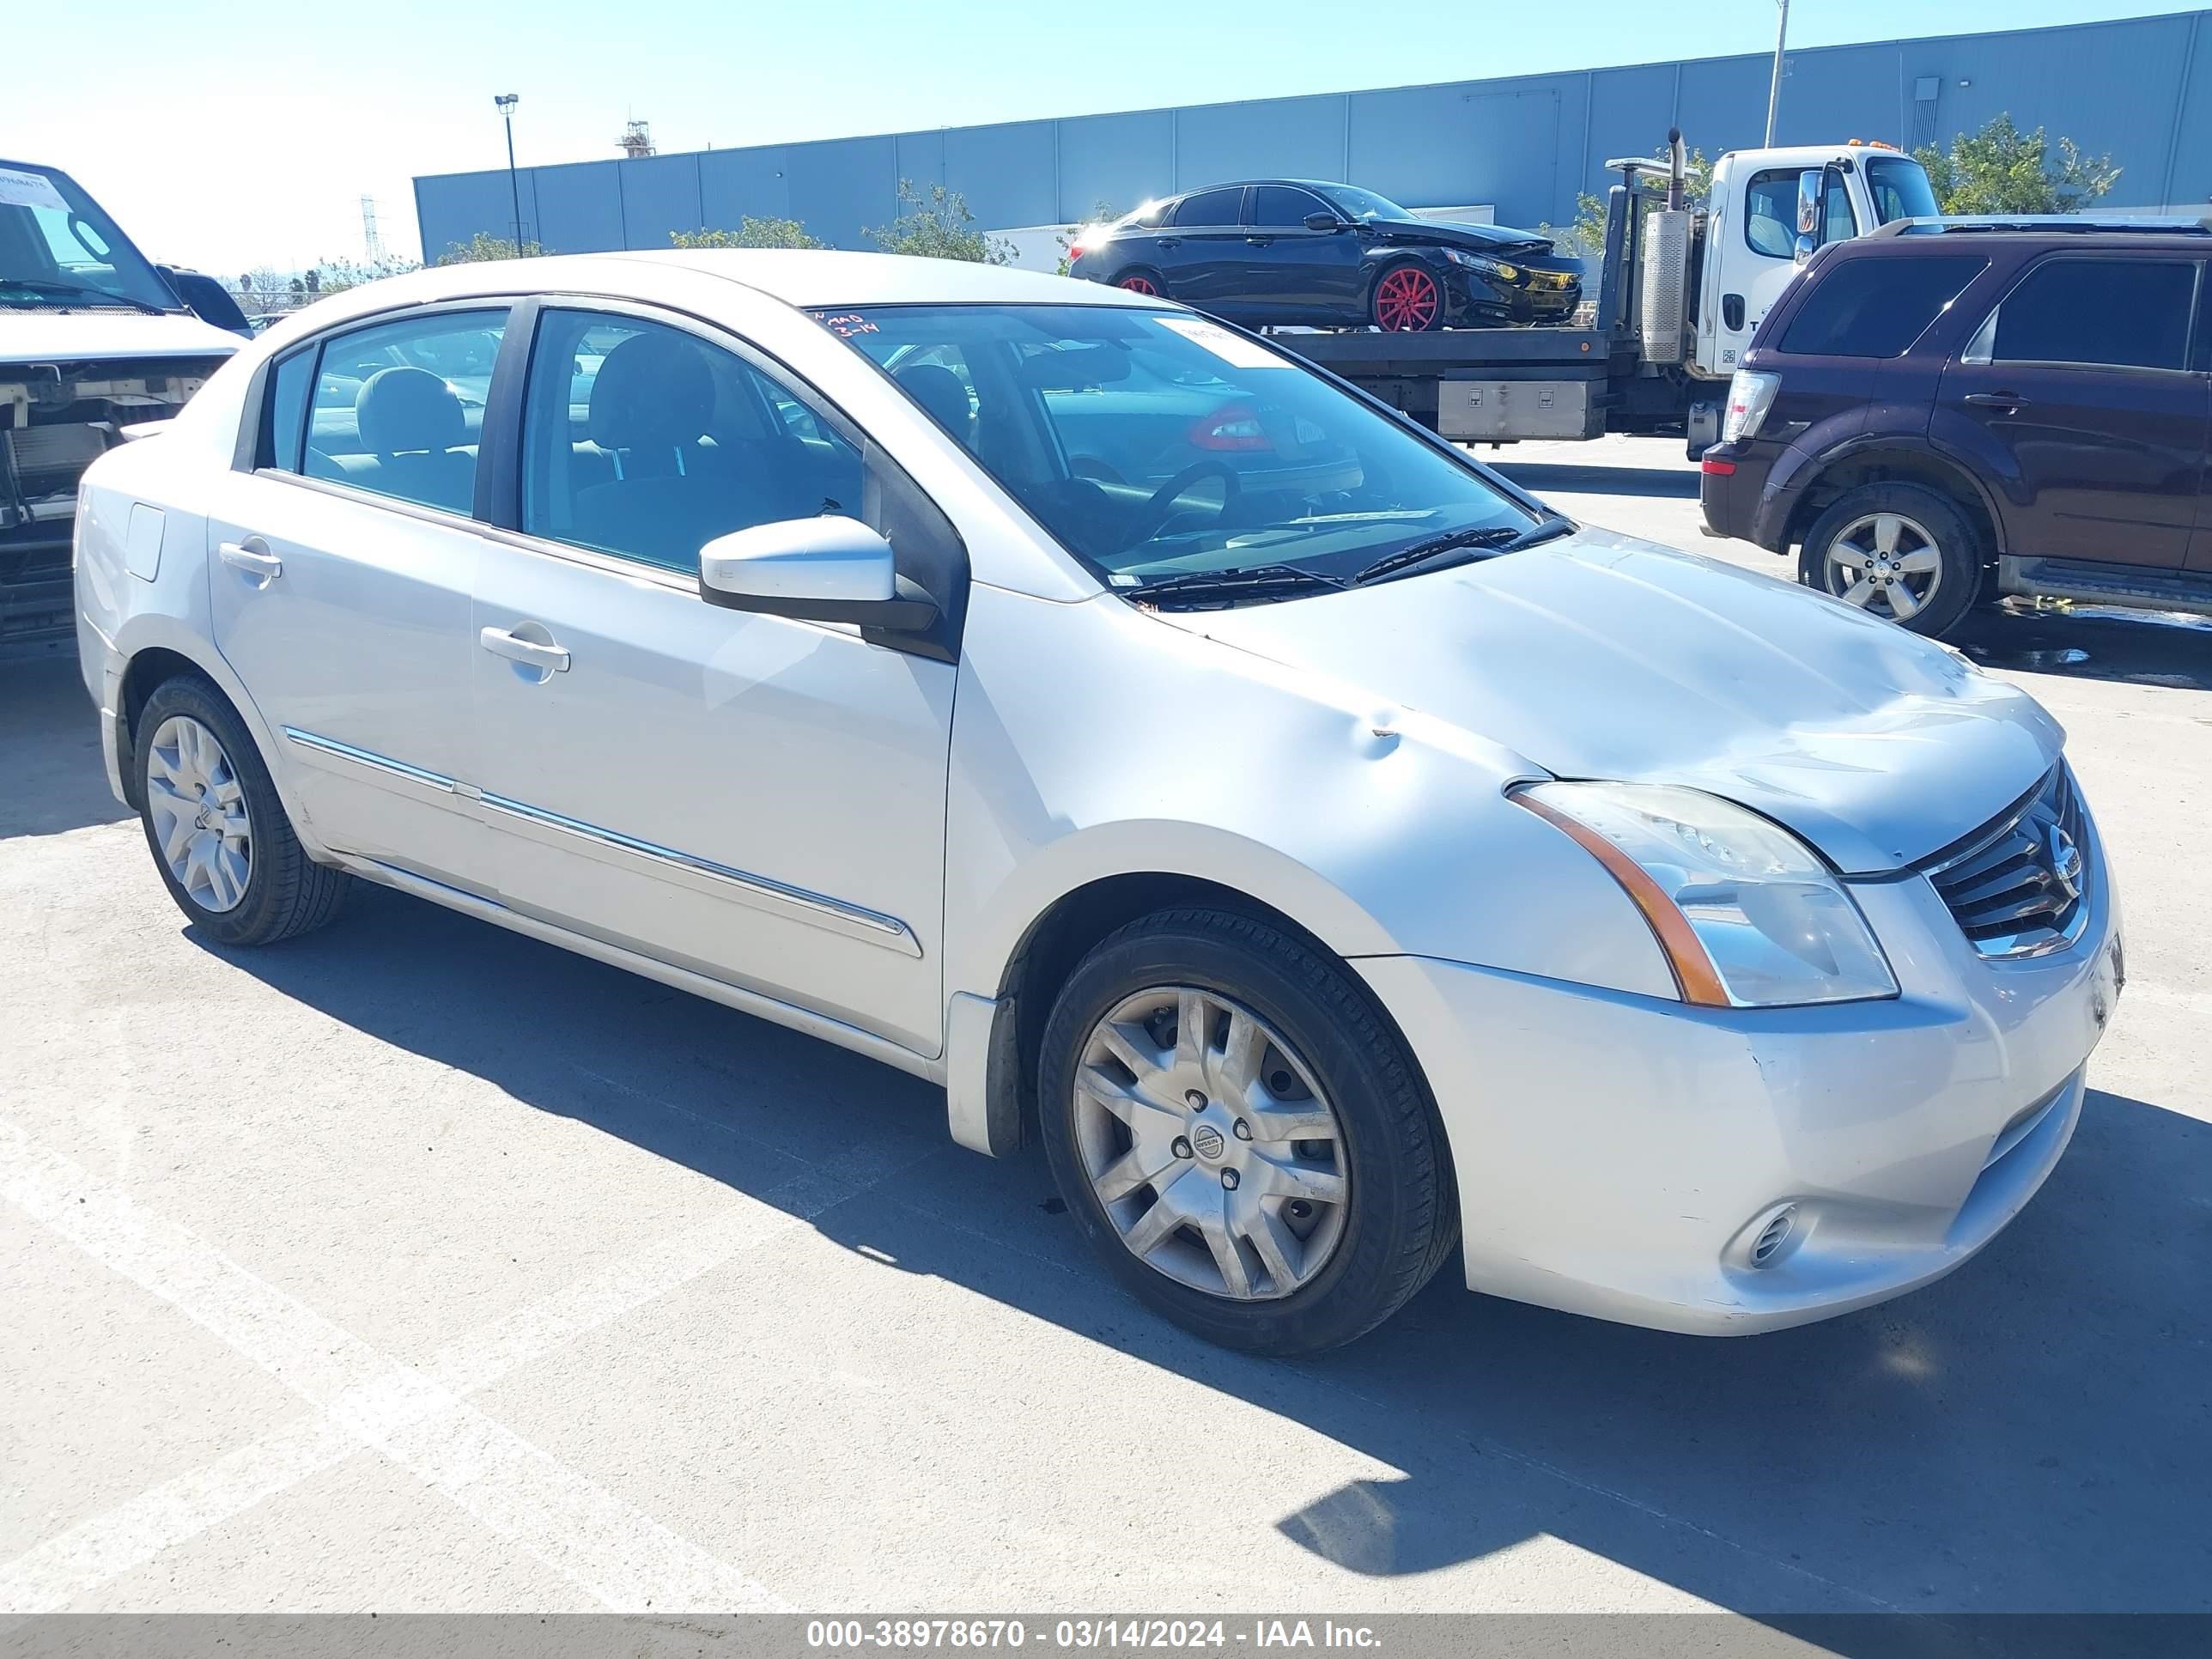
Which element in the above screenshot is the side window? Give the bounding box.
[1989,259,2197,371]
[1172,187,1244,228]
[520,308,864,576]
[1820,169,1856,246]
[1778,255,1987,357]
[1743,170,1798,258]
[301,308,507,515]
[1250,185,1325,228]
[258,349,313,472]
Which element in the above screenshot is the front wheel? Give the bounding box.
[1038,908,1456,1353]
[1798,482,1984,637]
[1370,262,1444,331]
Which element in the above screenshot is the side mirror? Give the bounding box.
[1793,170,1823,265]
[1304,211,1345,232]
[699,515,938,631]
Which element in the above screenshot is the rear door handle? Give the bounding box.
[217,540,282,580]
[1963,392,2028,409]
[1245,236,1274,246]
[1155,237,1181,249]
[478,627,570,673]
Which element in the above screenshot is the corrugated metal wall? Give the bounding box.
[414,10,2212,259]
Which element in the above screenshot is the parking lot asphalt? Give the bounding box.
[3,436,2208,1624]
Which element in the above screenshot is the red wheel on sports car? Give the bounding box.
[1118,273,1161,295]
[1372,264,1442,331]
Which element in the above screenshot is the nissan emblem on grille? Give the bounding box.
[1924,765,2091,957]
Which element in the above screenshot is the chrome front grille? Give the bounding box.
[1923,764,2090,957]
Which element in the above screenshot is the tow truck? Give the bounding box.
[1275,133,1942,455]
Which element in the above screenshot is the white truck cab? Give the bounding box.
[3,159,244,655]
[1694,141,1942,375]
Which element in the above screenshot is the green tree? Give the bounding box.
[309,253,422,295]
[1539,147,1714,260]
[434,232,544,264]
[1056,202,1121,276]
[866,180,1014,264]
[1912,114,2120,215]
[671,216,826,250]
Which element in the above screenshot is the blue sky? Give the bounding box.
[2,1,2195,272]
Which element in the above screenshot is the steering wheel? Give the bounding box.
[1130,460,1240,543]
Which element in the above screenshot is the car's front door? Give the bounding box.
[204,304,510,893]
[1938,255,2206,570]
[1156,186,1254,317]
[468,305,957,1056]
[1243,185,1365,324]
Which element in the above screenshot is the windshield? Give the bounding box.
[1316,184,1413,222]
[1866,157,1942,224]
[0,162,179,312]
[818,303,1534,589]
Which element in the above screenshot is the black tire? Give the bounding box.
[1115,268,1166,298]
[1797,482,1984,639]
[1038,907,1456,1354]
[135,675,349,946]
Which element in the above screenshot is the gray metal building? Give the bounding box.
[413,9,2212,261]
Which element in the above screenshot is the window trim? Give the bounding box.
[1959,252,2204,377]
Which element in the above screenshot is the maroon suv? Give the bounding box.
[1699,218,2212,638]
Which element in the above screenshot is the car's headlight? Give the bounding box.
[1512,781,1898,1007]
[1445,249,1519,280]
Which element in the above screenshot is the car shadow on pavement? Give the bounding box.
[0,659,134,838]
[191,878,2212,1635]
[1951,605,2212,693]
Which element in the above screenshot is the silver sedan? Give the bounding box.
[73,250,2123,1352]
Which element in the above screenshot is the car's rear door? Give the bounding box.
[466,301,957,1057]
[1243,185,1364,324]
[1157,186,1254,317]
[1936,253,2204,570]
[203,303,511,893]
[2186,265,2212,574]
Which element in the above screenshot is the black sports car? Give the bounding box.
[1068,179,1582,331]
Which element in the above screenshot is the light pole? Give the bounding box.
[1764,0,1791,147]
[495,93,523,253]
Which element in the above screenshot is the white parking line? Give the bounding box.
[0,1117,919,1614]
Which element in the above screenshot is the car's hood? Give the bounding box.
[0,310,242,367]
[1158,528,2062,874]
[1369,218,1553,256]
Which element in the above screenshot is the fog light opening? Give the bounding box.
[1749,1205,1798,1267]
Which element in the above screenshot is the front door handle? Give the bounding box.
[1963,392,2028,410]
[1245,236,1274,246]
[478,626,570,673]
[218,540,283,581]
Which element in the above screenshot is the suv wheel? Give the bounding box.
[136,676,349,946]
[1038,907,1457,1354]
[1799,483,1983,638]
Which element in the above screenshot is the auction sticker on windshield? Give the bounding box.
[1155,316,1287,370]
[0,167,71,212]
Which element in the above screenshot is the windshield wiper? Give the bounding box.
[1121,562,1348,609]
[1352,515,1576,586]
[0,277,170,316]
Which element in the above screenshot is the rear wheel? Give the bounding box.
[1039,908,1456,1354]
[1371,262,1443,331]
[136,676,349,946]
[1798,482,1984,638]
[1116,270,1164,296]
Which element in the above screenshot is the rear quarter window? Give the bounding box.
[1777,255,1988,358]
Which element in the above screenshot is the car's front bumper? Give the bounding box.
[1358,821,2122,1335]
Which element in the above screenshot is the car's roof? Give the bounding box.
[289,249,1169,329]
[1832,217,2212,256]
